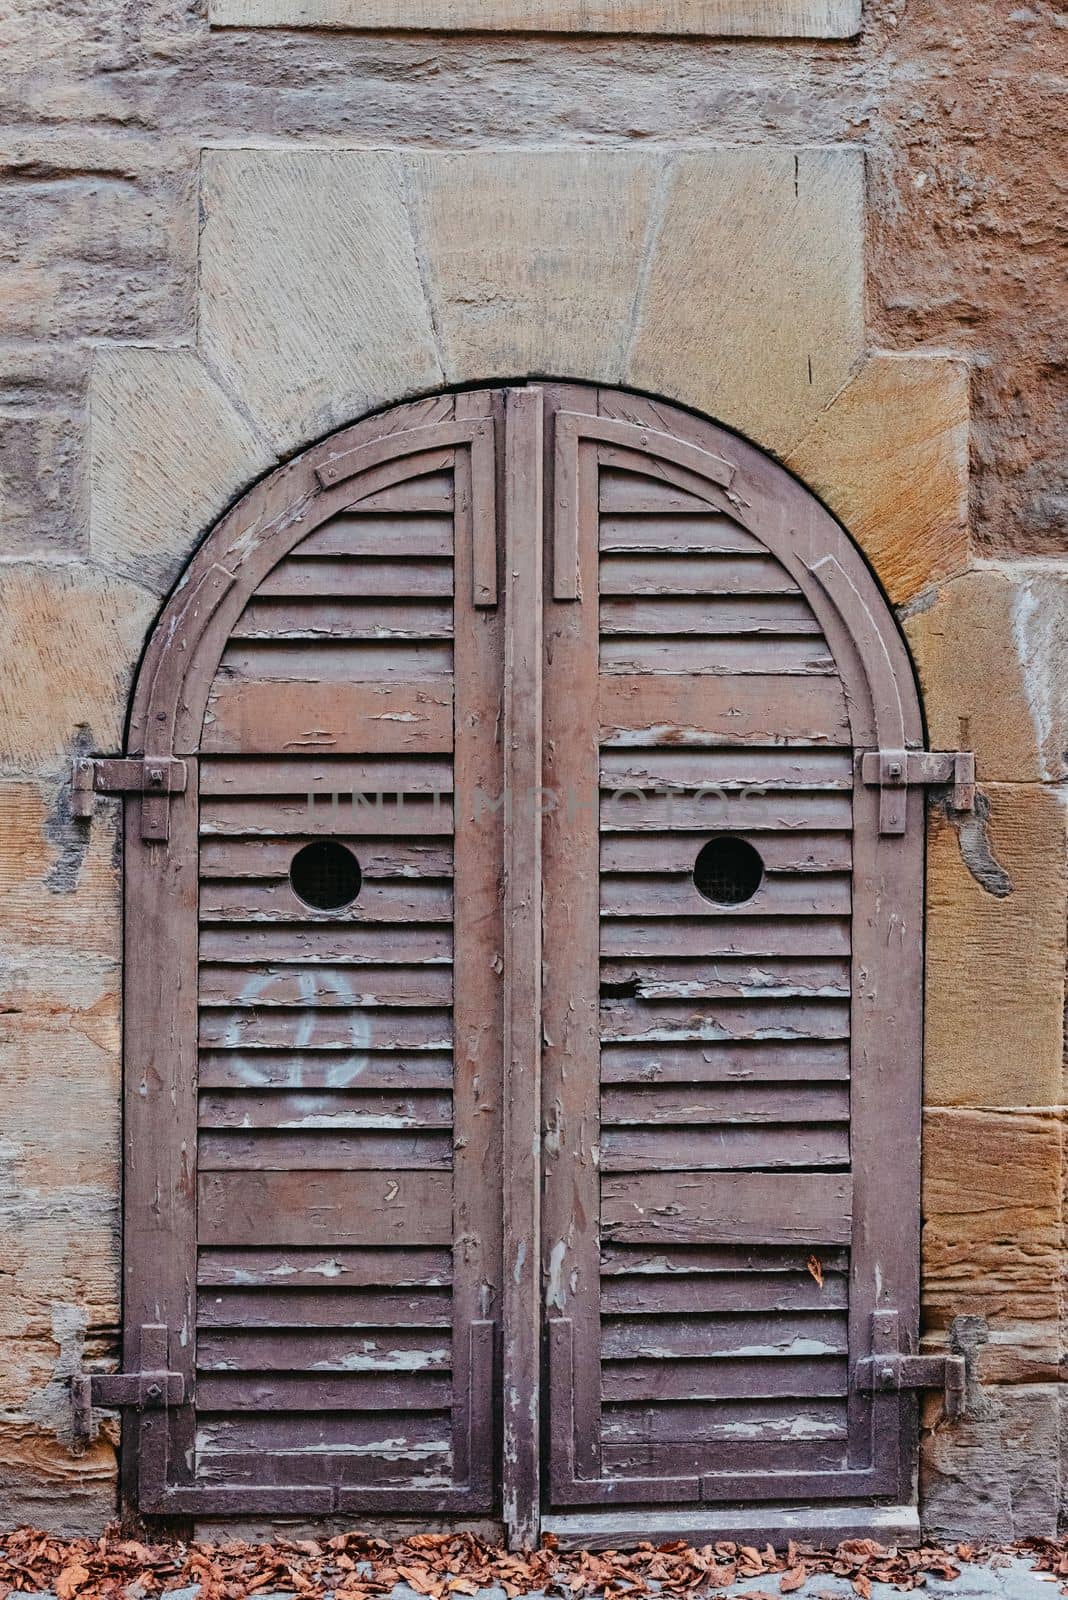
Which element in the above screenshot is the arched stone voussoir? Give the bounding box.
[904,562,1068,785]
[0,561,159,777]
[785,350,970,607]
[626,146,865,458]
[192,144,868,471]
[403,148,662,390]
[90,344,277,595]
[198,148,444,455]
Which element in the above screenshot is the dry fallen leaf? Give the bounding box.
[55,1564,91,1600]
[3,1518,1068,1600]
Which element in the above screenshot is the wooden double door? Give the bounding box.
[118,383,928,1540]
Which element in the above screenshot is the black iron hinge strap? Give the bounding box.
[855,1310,967,1419]
[70,1324,184,1444]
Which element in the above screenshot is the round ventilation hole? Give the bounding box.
[290,840,362,911]
[693,836,764,906]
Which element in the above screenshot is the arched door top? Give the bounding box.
[127,384,923,762]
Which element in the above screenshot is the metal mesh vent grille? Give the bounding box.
[693,835,764,905]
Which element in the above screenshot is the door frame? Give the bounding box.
[115,381,927,1543]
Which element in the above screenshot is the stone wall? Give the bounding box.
[0,0,1065,1541]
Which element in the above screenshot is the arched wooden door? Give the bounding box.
[100,384,963,1543]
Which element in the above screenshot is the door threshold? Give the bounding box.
[541,1504,921,1552]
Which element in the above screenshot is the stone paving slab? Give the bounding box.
[23,1561,1063,1600]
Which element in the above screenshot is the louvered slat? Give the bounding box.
[591,459,856,1492]
[193,476,475,1503]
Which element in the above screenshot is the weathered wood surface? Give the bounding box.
[203,680,455,755]
[123,404,512,1512]
[500,388,545,1547]
[601,1171,854,1246]
[599,673,851,746]
[198,1171,456,1246]
[117,383,927,1526]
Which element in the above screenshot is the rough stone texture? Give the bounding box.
[904,565,1068,785]
[0,565,159,776]
[785,352,970,606]
[0,0,1065,1544]
[0,345,89,561]
[0,780,121,1533]
[199,150,443,455]
[407,150,659,389]
[923,1105,1062,1333]
[90,345,277,593]
[921,1102,1064,1539]
[209,0,861,36]
[920,1383,1062,1542]
[867,7,1067,561]
[923,783,1067,1111]
[1,1,1060,553]
[628,148,865,458]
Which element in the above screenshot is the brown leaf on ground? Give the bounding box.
[0,1522,1059,1600]
[55,1565,91,1600]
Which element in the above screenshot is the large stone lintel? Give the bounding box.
[208,0,861,37]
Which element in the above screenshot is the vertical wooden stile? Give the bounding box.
[122,779,200,1507]
[541,386,604,1498]
[452,390,505,1502]
[501,387,545,1549]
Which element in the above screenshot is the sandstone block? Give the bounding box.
[209,0,860,35]
[406,150,659,388]
[628,148,864,457]
[0,1203,119,1395]
[0,565,157,775]
[920,1383,1061,1541]
[785,352,969,606]
[0,133,191,345]
[904,564,1068,783]
[0,1421,117,1538]
[0,995,120,1198]
[91,345,275,593]
[972,1324,1061,1386]
[199,150,442,456]
[924,783,1066,1108]
[922,1108,1061,1328]
[0,344,88,560]
[0,780,121,961]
